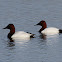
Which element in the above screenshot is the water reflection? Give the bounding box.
[7,42,15,47]
[39,33,59,40]
[39,34,46,40]
[6,40,15,47]
[39,34,60,47]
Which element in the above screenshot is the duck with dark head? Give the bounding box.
[3,24,35,41]
[35,20,62,35]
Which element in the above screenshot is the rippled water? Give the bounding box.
[0,0,62,62]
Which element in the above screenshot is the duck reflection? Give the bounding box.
[7,40,15,47]
[39,34,46,40]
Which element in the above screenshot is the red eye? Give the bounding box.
[41,22,42,23]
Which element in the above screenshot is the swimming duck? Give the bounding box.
[3,24,34,41]
[36,20,62,35]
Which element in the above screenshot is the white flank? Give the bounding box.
[11,31,32,40]
[41,27,59,35]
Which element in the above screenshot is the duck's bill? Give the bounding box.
[34,22,41,26]
[3,25,9,29]
[3,26,7,29]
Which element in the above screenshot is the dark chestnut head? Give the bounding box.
[35,20,47,33]
[3,24,15,30]
[36,20,46,26]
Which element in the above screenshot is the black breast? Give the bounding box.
[8,33,14,42]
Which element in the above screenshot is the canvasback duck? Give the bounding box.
[3,24,34,41]
[36,20,62,35]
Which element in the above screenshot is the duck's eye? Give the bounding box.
[41,22,42,23]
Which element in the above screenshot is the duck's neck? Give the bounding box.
[39,23,47,33]
[8,28,15,40]
[10,28,15,34]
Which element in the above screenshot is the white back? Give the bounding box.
[41,27,59,35]
[11,31,32,40]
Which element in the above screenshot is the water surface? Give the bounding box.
[0,0,62,62]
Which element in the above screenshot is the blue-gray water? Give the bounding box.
[0,0,62,62]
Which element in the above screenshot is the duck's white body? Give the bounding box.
[11,31,33,40]
[41,27,59,35]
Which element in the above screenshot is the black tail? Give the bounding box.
[30,34,35,38]
[59,29,62,33]
[27,32,35,38]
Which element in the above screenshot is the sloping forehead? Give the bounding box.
[9,24,14,26]
[7,24,14,27]
[41,20,45,23]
